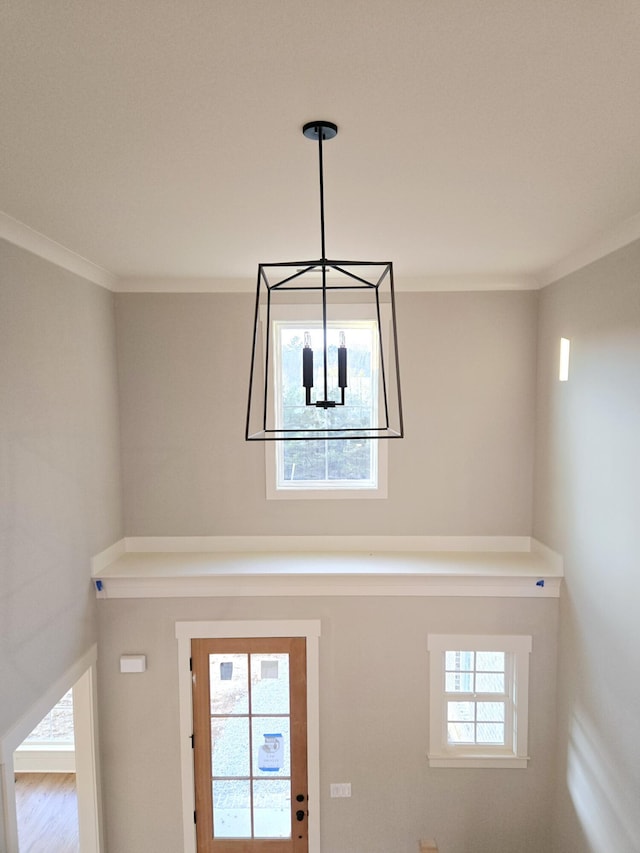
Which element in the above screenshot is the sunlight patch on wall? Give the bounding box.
[559,337,571,381]
[567,708,637,852]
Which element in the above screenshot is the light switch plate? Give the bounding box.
[120,654,146,673]
[330,783,351,798]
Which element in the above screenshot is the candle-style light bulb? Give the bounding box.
[303,331,314,390]
[338,330,347,389]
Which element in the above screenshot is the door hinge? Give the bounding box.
[190,733,195,749]
[194,810,197,824]
[189,657,193,671]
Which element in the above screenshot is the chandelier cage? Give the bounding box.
[245,121,404,441]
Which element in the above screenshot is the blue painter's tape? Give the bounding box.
[536,579,545,588]
[95,579,103,591]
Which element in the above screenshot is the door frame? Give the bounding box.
[0,644,104,853]
[176,621,321,853]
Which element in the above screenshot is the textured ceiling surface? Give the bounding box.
[2,1,640,284]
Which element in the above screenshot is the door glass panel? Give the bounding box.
[211,716,250,777]
[204,647,296,843]
[210,654,249,714]
[253,779,291,838]
[212,779,251,838]
[250,654,290,714]
[252,717,291,776]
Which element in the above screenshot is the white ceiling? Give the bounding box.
[2,1,640,288]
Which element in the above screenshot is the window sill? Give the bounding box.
[13,745,76,773]
[267,484,386,500]
[428,754,529,769]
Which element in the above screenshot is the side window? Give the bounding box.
[427,635,532,768]
[21,689,75,746]
[266,317,387,499]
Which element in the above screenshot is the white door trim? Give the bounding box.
[175,620,321,853]
[73,666,105,853]
[0,644,103,853]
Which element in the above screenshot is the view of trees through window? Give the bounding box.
[24,689,75,745]
[276,322,377,486]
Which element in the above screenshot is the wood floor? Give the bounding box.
[15,773,79,853]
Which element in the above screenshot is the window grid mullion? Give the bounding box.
[247,654,255,839]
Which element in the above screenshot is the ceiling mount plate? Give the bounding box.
[303,121,338,141]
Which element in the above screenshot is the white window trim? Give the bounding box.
[175,620,321,853]
[264,303,389,500]
[266,439,387,500]
[427,634,532,769]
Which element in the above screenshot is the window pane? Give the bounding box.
[445,651,474,671]
[477,723,505,744]
[253,780,291,838]
[445,672,474,693]
[477,702,505,722]
[213,779,251,838]
[326,439,371,480]
[210,654,248,715]
[282,439,327,481]
[24,690,75,745]
[476,672,505,693]
[252,717,291,776]
[447,701,475,722]
[277,322,377,486]
[448,722,475,744]
[211,716,250,777]
[250,654,290,714]
[476,651,505,671]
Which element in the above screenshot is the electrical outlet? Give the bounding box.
[330,783,351,798]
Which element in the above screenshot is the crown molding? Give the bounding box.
[396,274,540,292]
[0,211,117,290]
[117,276,256,293]
[5,207,640,294]
[116,274,541,293]
[540,210,640,287]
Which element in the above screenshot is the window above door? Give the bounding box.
[266,314,388,500]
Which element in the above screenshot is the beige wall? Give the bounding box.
[97,594,557,853]
[101,287,554,853]
[115,290,537,536]
[1,257,567,853]
[0,240,123,738]
[534,240,640,853]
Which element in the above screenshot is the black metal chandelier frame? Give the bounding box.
[245,120,404,441]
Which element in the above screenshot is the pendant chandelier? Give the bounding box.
[245,120,404,441]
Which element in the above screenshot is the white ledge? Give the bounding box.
[92,536,562,599]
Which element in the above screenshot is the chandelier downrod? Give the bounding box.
[302,121,338,262]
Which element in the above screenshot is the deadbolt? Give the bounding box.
[296,809,305,821]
